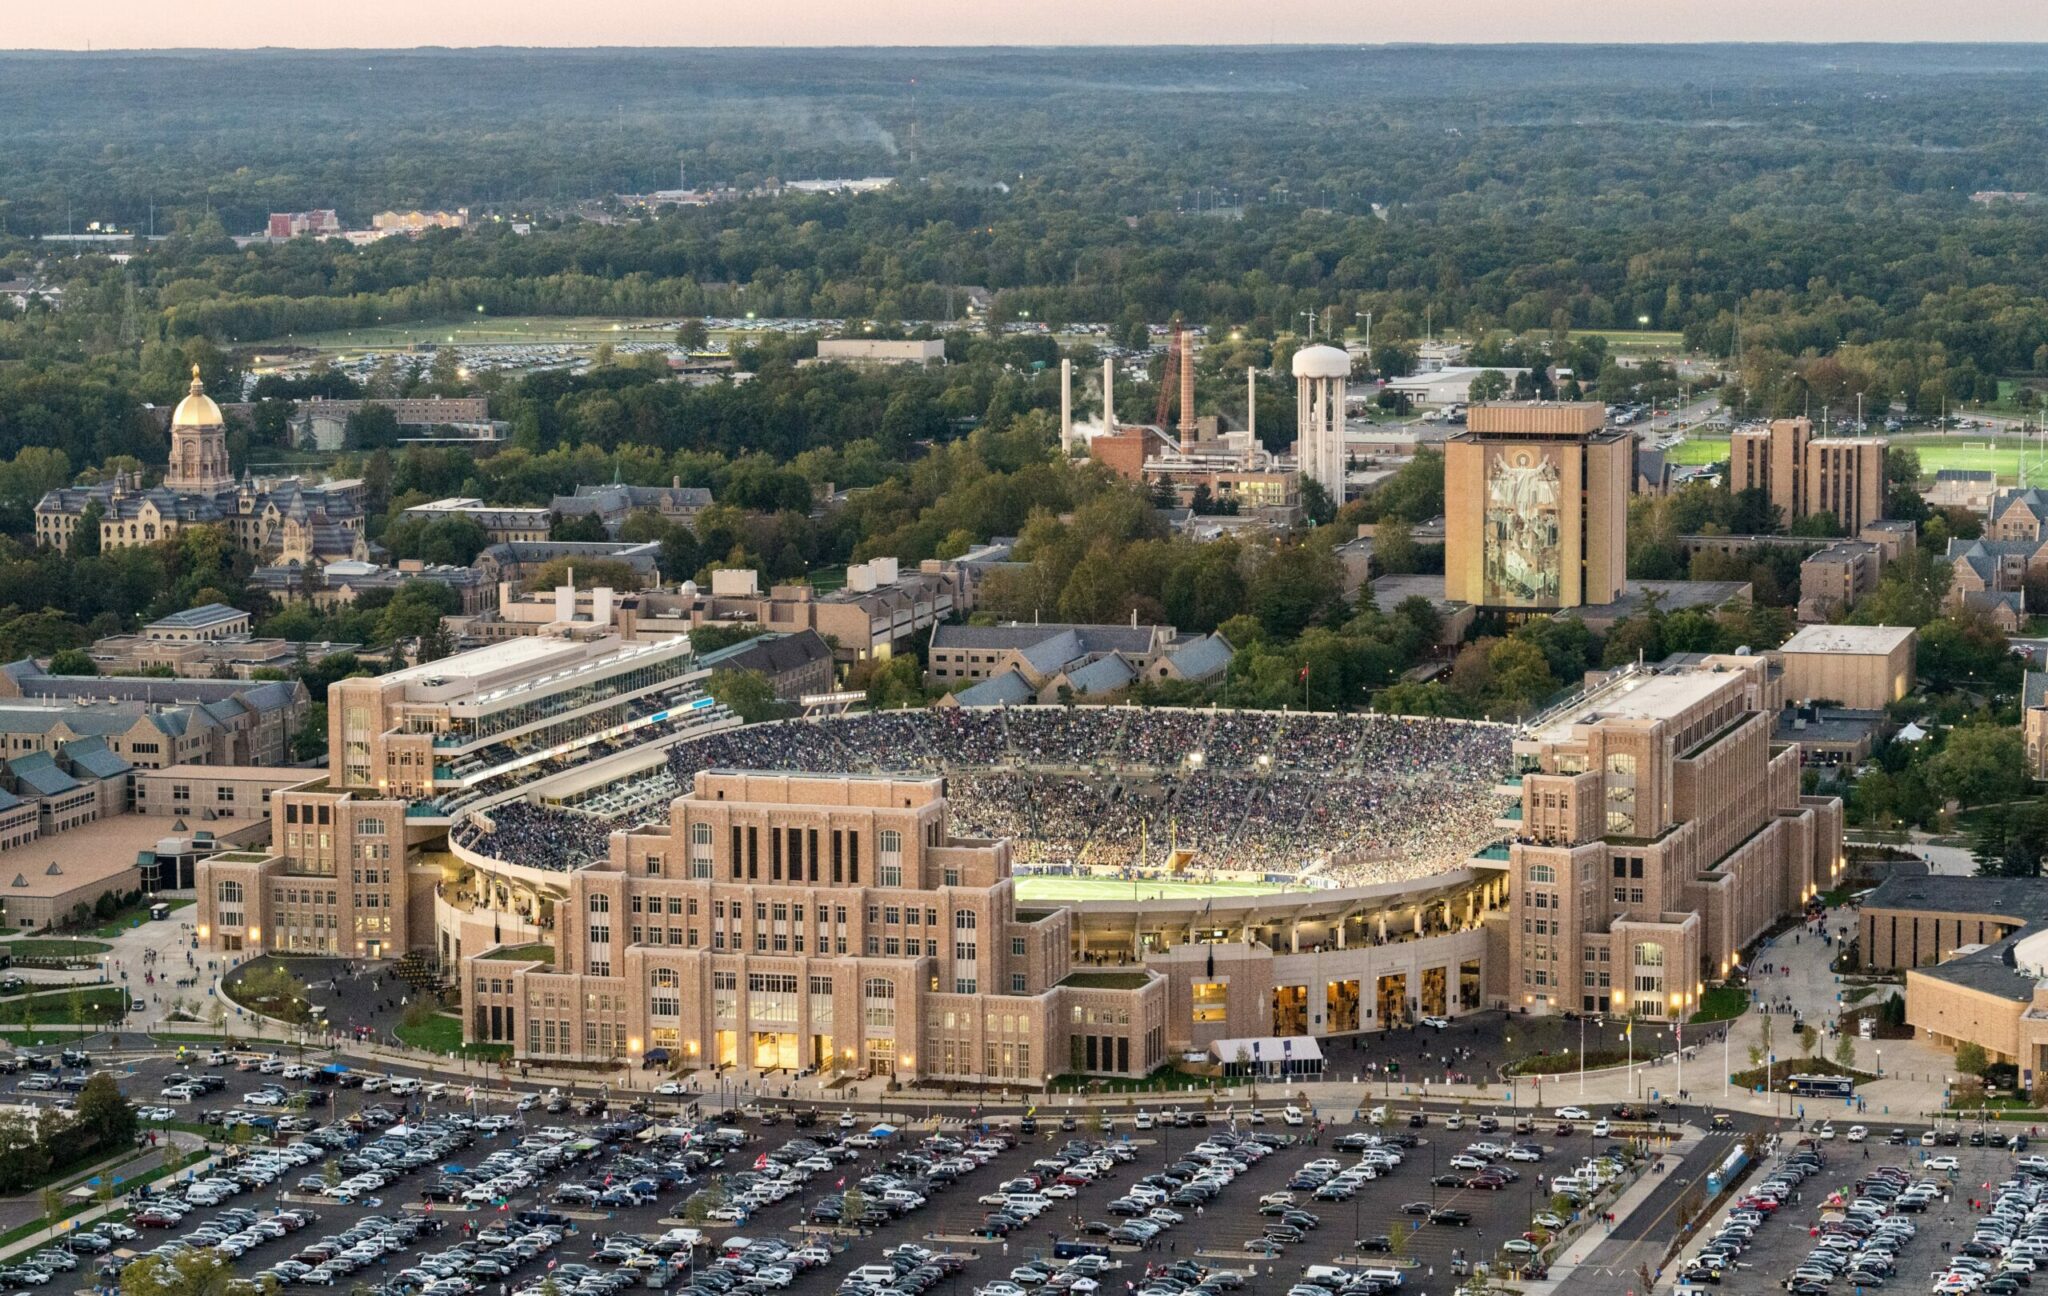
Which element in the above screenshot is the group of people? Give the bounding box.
[459,706,1513,883]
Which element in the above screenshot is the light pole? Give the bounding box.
[1579,1014,1589,1098]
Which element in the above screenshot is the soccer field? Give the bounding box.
[1013,876,1290,903]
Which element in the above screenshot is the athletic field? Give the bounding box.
[250,316,687,352]
[1013,876,1290,903]
[1665,432,2048,482]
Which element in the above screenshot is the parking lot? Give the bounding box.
[1677,1124,2048,1295]
[0,1040,1679,1296]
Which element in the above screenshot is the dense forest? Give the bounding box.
[0,44,2041,731]
[3,46,2048,431]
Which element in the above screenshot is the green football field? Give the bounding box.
[1013,876,1290,903]
[1664,432,2048,481]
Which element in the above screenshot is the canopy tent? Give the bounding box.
[1206,1036,1325,1079]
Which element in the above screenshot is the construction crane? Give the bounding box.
[1154,319,1183,429]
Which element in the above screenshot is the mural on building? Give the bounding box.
[1483,447,1563,607]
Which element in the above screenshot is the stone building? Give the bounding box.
[35,369,368,566]
[1503,653,1845,1017]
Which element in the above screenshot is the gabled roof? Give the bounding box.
[1060,655,1137,696]
[8,752,79,796]
[1164,633,1234,682]
[2026,670,2048,710]
[1016,630,1086,676]
[61,737,131,781]
[951,671,1037,708]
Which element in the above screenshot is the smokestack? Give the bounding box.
[1102,357,1116,432]
[1246,366,1257,444]
[1177,322,1198,451]
[1060,358,1073,453]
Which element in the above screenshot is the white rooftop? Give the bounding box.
[380,635,583,687]
[1530,668,1734,744]
[1777,624,1916,656]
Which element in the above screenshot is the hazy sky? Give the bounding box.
[13,0,2045,49]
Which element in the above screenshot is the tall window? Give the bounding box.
[218,881,243,904]
[1604,753,1638,835]
[650,968,679,1017]
[863,978,896,1029]
[589,894,610,914]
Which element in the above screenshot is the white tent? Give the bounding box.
[1206,1036,1324,1078]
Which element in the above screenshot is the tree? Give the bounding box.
[1956,1041,1990,1077]
[45,649,97,676]
[856,655,924,711]
[1466,370,1510,402]
[292,703,329,763]
[706,668,786,724]
[550,512,608,543]
[1834,1033,1857,1071]
[1371,517,1419,575]
[1927,723,2028,809]
[674,319,710,351]
[118,1249,240,1296]
[1249,544,1344,640]
[73,1072,138,1153]
[1298,476,1336,527]
[1729,487,1783,535]
[1797,1024,1817,1059]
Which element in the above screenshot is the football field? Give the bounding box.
[1665,431,2048,482]
[1013,875,1291,903]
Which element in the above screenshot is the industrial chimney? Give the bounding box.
[1102,357,1116,433]
[1060,358,1073,454]
[1177,322,1198,452]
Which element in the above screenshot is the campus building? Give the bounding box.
[1443,402,1631,612]
[1864,875,2048,1079]
[34,370,370,566]
[1502,653,1845,1017]
[461,770,1165,1080]
[1728,417,1887,534]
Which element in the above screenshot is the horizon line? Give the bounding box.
[7,38,2048,54]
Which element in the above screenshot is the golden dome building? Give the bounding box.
[32,368,369,565]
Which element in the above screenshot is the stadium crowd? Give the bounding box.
[454,707,1513,881]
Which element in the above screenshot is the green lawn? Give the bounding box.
[1690,985,1750,1024]
[89,898,193,938]
[396,1013,512,1061]
[250,315,690,352]
[1570,328,1688,352]
[1665,437,1729,466]
[0,987,130,1025]
[1663,431,2048,483]
[0,940,111,963]
[1013,876,1288,903]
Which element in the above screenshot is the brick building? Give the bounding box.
[1503,653,1845,1017]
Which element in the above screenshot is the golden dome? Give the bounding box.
[171,363,224,429]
